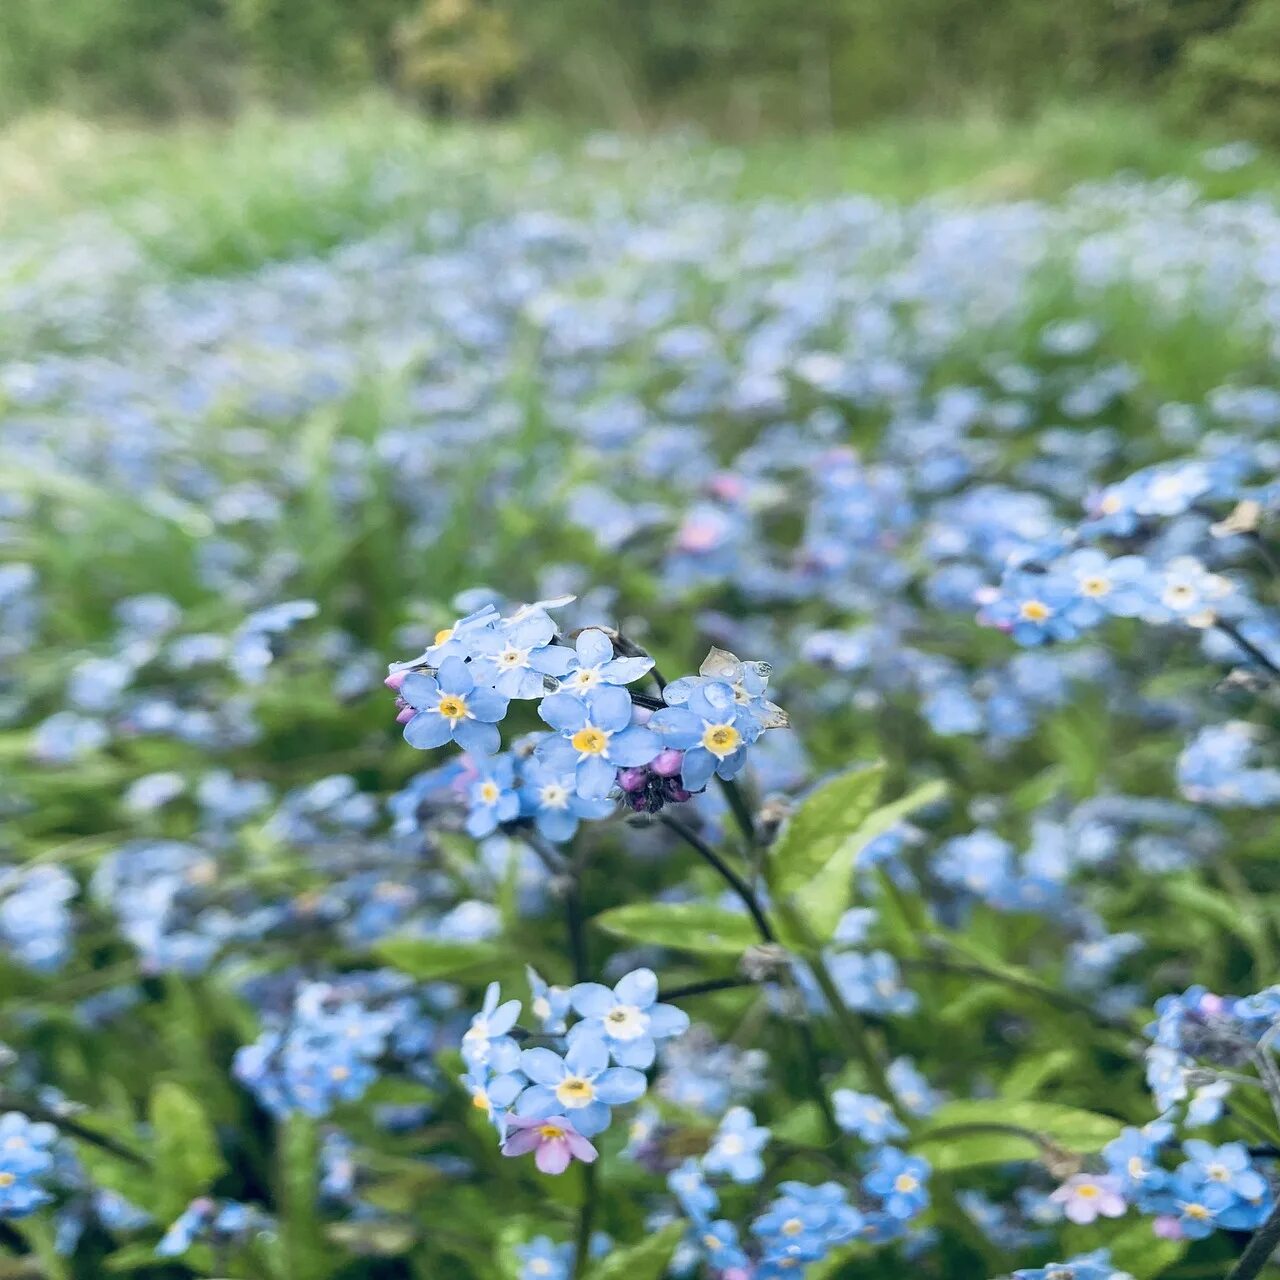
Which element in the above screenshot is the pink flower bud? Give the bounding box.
[395,706,416,724]
[384,670,407,691]
[616,768,647,793]
[651,748,684,777]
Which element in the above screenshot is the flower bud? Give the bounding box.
[651,748,684,777]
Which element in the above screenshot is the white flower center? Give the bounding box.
[539,783,570,809]
[604,1004,647,1041]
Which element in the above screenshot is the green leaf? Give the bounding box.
[789,779,947,942]
[148,1082,226,1219]
[1104,1219,1187,1279]
[913,1099,1124,1172]
[375,936,503,980]
[593,903,762,955]
[769,764,885,899]
[588,1222,684,1280]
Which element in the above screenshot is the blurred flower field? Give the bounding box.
[1,109,1279,1280]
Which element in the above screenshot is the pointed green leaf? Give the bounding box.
[588,1222,684,1280]
[376,936,503,980]
[789,779,947,941]
[149,1082,226,1218]
[769,764,885,899]
[913,1099,1124,1171]
[593,903,762,955]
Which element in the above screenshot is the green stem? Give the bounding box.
[715,775,759,849]
[573,1159,598,1280]
[659,813,775,943]
[1225,1194,1280,1280]
[801,945,900,1120]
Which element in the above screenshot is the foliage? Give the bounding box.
[0,116,1276,1280]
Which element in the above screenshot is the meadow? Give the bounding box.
[0,101,1278,1280]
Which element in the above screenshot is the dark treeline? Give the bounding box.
[1,0,1277,136]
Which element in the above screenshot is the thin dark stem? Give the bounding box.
[793,1016,841,1145]
[527,831,568,878]
[0,1095,149,1168]
[659,813,775,943]
[659,976,757,1002]
[900,957,1139,1031]
[1215,619,1280,680]
[1226,1195,1280,1280]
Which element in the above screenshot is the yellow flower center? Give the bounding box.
[537,1124,566,1141]
[1184,1202,1211,1221]
[0,1172,13,1188]
[1100,493,1121,514]
[1128,1156,1145,1179]
[1019,600,1051,622]
[781,1217,804,1236]
[330,1065,350,1082]
[530,1262,553,1278]
[1080,575,1111,597]
[479,780,501,804]
[434,627,454,645]
[471,1090,491,1113]
[701,723,740,757]
[437,694,468,721]
[571,726,609,755]
[1075,1183,1099,1199]
[555,1076,595,1108]
[702,1234,723,1251]
[894,1173,919,1194]
[1208,1164,1229,1182]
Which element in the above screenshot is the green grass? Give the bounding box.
[0,96,1276,279]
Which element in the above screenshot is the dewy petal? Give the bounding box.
[601,655,654,684]
[586,685,632,730]
[608,726,661,767]
[569,983,616,1019]
[529,645,575,677]
[539,692,589,733]
[520,1048,568,1086]
[648,707,702,749]
[400,672,440,709]
[535,1139,573,1175]
[576,755,615,799]
[614,968,659,1008]
[454,719,500,755]
[575,629,614,666]
[466,686,510,723]
[593,1067,647,1105]
[436,655,474,693]
[403,710,452,750]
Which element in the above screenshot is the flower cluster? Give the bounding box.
[461,969,689,1172]
[0,1113,58,1218]
[388,604,786,830]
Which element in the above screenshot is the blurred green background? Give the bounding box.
[1,0,1278,140]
